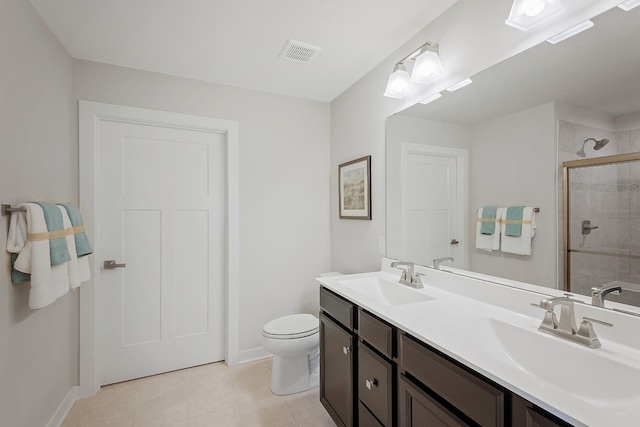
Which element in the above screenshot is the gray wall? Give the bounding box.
[0,1,77,426]
[72,60,331,354]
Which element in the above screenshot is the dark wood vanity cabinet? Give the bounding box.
[320,287,356,427]
[319,286,573,427]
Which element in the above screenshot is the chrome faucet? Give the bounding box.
[433,256,454,270]
[591,284,622,307]
[532,295,613,348]
[390,261,423,289]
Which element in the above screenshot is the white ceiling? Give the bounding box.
[28,0,457,102]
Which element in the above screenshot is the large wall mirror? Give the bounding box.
[386,5,640,307]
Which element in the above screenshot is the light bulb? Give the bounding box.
[521,0,545,16]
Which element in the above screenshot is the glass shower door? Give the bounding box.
[564,154,640,307]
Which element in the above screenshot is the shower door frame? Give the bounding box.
[563,152,640,292]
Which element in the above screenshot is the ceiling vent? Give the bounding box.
[279,39,321,63]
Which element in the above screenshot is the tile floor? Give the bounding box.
[62,358,335,427]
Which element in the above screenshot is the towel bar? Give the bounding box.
[1,204,27,216]
[477,207,540,213]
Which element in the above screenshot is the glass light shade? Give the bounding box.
[411,50,444,84]
[505,0,565,31]
[384,66,414,99]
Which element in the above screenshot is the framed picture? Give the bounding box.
[339,155,371,220]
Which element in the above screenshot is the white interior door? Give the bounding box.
[401,143,467,268]
[99,119,226,385]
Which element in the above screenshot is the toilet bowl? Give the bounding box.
[261,313,319,395]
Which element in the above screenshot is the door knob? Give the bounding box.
[104,260,126,269]
[451,239,460,245]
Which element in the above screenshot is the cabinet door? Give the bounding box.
[359,343,393,427]
[320,312,355,427]
[398,374,470,427]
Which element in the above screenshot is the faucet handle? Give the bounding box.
[576,317,613,349]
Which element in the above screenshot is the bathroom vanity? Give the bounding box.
[317,260,640,427]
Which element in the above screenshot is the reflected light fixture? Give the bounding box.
[418,93,442,105]
[383,63,414,99]
[546,20,593,44]
[383,41,444,99]
[505,0,565,31]
[618,0,640,11]
[446,78,473,92]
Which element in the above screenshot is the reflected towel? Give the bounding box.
[480,207,498,235]
[501,207,536,255]
[505,206,525,237]
[476,207,503,252]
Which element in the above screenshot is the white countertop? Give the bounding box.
[316,261,640,427]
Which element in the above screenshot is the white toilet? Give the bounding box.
[261,313,320,395]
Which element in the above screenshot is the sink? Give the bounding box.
[338,276,434,306]
[430,318,640,404]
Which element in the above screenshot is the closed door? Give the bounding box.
[99,119,226,385]
[401,144,466,268]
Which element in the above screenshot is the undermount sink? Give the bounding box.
[338,276,434,306]
[430,318,640,404]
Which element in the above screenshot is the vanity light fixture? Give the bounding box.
[418,92,442,105]
[383,63,414,99]
[446,78,473,92]
[546,20,594,44]
[411,44,444,85]
[505,0,565,31]
[384,41,445,99]
[618,0,640,11]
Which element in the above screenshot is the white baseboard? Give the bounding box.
[46,386,79,427]
[238,346,272,364]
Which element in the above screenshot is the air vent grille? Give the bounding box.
[280,39,321,63]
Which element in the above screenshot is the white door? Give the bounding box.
[401,143,467,268]
[99,119,226,385]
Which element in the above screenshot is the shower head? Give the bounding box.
[577,137,610,157]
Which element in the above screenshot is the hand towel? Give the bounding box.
[8,203,57,309]
[505,206,525,237]
[479,206,498,235]
[501,207,536,255]
[59,202,92,282]
[476,207,503,251]
[33,202,71,266]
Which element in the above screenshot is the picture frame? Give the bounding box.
[338,155,371,220]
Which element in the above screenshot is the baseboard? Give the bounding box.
[238,346,272,364]
[46,386,79,427]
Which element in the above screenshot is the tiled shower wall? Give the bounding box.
[558,120,640,306]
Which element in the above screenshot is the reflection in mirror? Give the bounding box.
[386,6,640,309]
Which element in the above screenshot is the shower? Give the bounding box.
[576,137,610,157]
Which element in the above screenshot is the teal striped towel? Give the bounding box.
[59,203,93,257]
[480,207,498,235]
[505,206,525,237]
[34,202,71,266]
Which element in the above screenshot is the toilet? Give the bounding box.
[261,313,319,395]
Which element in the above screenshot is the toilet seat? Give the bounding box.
[263,314,318,340]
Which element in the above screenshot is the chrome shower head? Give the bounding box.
[577,137,610,157]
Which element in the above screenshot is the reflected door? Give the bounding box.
[99,119,226,385]
[401,143,467,268]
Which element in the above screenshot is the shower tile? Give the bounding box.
[631,191,640,219]
[618,131,631,154]
[631,129,640,152]
[558,120,576,153]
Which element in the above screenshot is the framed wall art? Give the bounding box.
[338,155,371,220]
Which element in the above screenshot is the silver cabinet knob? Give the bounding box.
[104,260,126,269]
[365,378,378,390]
[342,346,350,355]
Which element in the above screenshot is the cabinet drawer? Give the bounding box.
[359,402,384,427]
[359,343,393,427]
[399,374,470,427]
[400,334,504,427]
[359,308,394,358]
[320,287,354,330]
[512,395,572,427]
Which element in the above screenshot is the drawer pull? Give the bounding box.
[365,378,378,390]
[343,346,351,355]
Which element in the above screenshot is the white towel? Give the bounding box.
[500,206,536,255]
[59,205,81,290]
[7,203,57,309]
[475,207,503,251]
